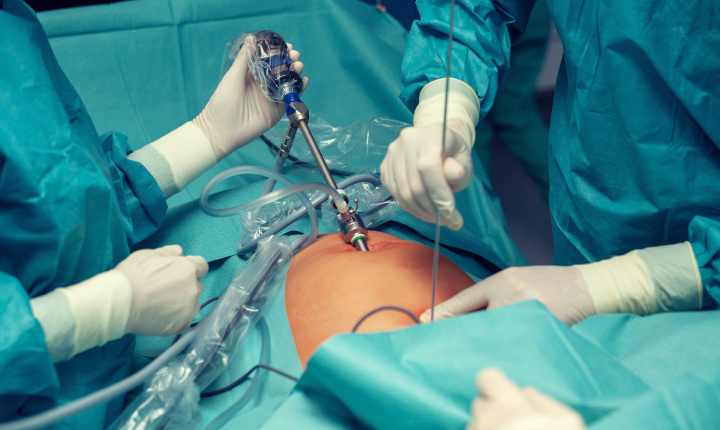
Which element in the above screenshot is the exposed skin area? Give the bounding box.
[285,231,474,368]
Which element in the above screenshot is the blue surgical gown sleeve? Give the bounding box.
[0,273,58,414]
[689,217,720,309]
[102,132,168,247]
[399,0,537,116]
[1,0,167,422]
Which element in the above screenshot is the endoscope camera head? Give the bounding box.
[253,30,304,102]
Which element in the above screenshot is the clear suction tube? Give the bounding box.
[200,166,352,252]
[201,166,349,216]
[108,237,293,430]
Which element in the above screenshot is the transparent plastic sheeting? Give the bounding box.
[109,237,293,430]
[265,116,409,176]
[240,116,409,245]
[221,31,304,103]
[240,182,403,245]
[240,189,323,247]
[319,181,403,233]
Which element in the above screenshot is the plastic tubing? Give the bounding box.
[260,154,287,196]
[203,318,271,430]
[240,173,380,253]
[0,331,198,430]
[200,167,348,217]
[199,166,381,253]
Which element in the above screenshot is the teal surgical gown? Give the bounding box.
[400,0,720,306]
[0,1,167,427]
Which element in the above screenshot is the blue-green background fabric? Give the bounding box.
[474,0,550,200]
[400,0,720,306]
[1,0,166,426]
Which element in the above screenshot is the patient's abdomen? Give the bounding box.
[285,231,474,367]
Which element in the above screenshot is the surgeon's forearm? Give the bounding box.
[30,270,133,362]
[128,122,217,198]
[575,242,703,315]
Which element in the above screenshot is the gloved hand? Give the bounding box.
[194,41,309,161]
[381,78,480,230]
[420,242,702,326]
[467,368,586,430]
[118,244,209,337]
[421,266,595,325]
[128,40,308,199]
[381,122,473,230]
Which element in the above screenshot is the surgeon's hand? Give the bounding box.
[420,266,596,325]
[467,368,586,430]
[117,245,209,337]
[194,41,309,161]
[381,121,473,230]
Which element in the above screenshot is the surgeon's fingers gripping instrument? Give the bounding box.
[252,31,370,252]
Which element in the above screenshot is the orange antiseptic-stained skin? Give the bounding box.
[285,231,475,368]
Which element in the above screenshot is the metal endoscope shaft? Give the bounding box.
[354,238,369,251]
[297,120,338,189]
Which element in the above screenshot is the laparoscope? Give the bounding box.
[251,30,370,252]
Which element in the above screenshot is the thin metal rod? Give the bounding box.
[431,0,457,322]
[297,120,338,189]
[430,212,442,322]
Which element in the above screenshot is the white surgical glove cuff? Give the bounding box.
[128,122,217,198]
[30,270,133,362]
[414,78,480,149]
[575,242,703,316]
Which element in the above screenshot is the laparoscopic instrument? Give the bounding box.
[249,30,370,252]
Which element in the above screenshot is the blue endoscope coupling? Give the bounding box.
[283,92,303,117]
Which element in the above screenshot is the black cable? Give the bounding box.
[259,134,357,177]
[201,364,299,398]
[171,296,220,346]
[351,306,421,333]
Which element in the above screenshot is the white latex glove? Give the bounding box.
[193,41,309,161]
[420,242,703,326]
[381,78,480,230]
[467,368,586,430]
[118,245,209,337]
[30,245,208,362]
[381,122,473,230]
[421,266,596,325]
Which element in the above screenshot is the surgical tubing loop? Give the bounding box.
[260,154,288,196]
[199,166,349,217]
[200,166,332,252]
